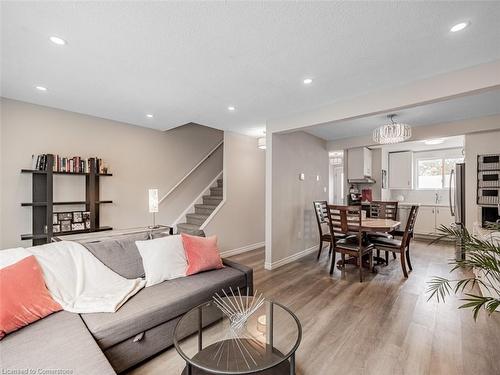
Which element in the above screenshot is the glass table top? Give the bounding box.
[173,293,301,374]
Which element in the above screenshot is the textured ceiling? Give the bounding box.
[2,1,500,135]
[304,89,500,141]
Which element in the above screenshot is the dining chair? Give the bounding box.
[369,201,399,263]
[326,205,374,282]
[313,201,353,261]
[313,201,334,260]
[369,205,419,278]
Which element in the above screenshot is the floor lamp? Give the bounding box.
[148,188,160,229]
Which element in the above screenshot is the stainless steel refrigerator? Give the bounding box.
[449,162,466,260]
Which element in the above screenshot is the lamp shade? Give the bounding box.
[148,189,159,213]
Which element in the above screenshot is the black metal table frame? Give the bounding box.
[174,299,302,375]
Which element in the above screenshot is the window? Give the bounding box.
[415,149,463,190]
[417,158,443,189]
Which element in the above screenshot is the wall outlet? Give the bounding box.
[299,173,305,181]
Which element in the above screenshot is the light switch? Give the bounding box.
[299,173,305,181]
[316,175,320,181]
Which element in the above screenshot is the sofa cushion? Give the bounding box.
[80,233,151,279]
[81,266,247,349]
[0,311,115,375]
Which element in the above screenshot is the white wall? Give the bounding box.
[1,99,264,252]
[268,131,328,268]
[204,132,265,253]
[465,129,500,230]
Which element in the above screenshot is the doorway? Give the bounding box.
[329,151,344,204]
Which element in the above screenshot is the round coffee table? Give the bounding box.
[173,295,301,375]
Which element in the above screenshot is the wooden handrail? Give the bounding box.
[159,140,223,204]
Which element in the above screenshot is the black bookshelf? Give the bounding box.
[21,155,113,245]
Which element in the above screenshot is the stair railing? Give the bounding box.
[159,140,223,205]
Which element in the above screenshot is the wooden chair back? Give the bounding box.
[327,205,362,238]
[313,201,328,237]
[370,201,398,220]
[401,205,419,248]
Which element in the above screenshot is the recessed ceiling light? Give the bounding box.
[450,22,469,33]
[303,78,313,85]
[35,86,47,91]
[49,36,66,45]
[424,139,445,145]
[227,106,236,111]
[146,114,154,118]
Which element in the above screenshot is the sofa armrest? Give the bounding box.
[222,258,253,296]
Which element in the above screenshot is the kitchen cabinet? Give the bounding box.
[414,206,436,235]
[389,151,412,189]
[411,205,455,235]
[347,147,372,180]
[435,206,454,230]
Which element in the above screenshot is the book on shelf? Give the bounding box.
[30,154,110,174]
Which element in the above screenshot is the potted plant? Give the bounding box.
[427,223,500,320]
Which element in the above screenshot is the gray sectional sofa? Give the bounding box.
[0,232,253,374]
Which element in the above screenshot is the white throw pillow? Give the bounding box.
[135,235,187,287]
[0,247,30,269]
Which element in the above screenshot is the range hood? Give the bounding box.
[348,177,376,184]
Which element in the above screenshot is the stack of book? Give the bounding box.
[31,154,109,174]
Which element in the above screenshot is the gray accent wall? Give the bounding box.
[204,132,265,253]
[0,99,263,251]
[269,131,329,267]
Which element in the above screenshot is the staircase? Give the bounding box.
[177,177,223,235]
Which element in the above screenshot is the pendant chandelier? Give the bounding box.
[373,114,411,144]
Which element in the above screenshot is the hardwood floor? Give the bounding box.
[129,240,500,375]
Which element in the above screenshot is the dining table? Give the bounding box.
[336,217,401,270]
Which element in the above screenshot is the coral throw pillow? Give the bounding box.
[0,255,62,339]
[181,234,224,275]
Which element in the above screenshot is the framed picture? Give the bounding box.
[84,220,91,229]
[71,222,85,231]
[53,224,61,233]
[60,220,72,232]
[58,212,73,221]
[73,212,83,223]
[53,214,58,224]
[83,211,90,220]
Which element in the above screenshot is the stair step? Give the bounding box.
[177,222,202,235]
[217,179,223,188]
[210,187,223,197]
[194,204,218,215]
[203,195,222,205]
[186,213,209,226]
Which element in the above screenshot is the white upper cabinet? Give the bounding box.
[389,151,413,189]
[347,147,372,179]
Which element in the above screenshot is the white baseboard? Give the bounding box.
[220,242,265,258]
[264,245,317,270]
